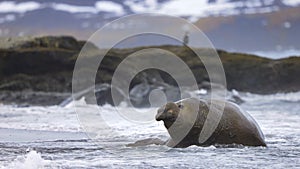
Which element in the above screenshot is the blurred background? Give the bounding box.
[0,0,299,58]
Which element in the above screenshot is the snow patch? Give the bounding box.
[124,0,282,21]
[263,0,275,6]
[51,3,97,14]
[283,21,291,28]
[0,1,41,13]
[95,1,125,15]
[51,2,124,16]
[0,14,16,24]
[282,0,300,6]
[252,49,300,59]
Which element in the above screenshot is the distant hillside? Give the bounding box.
[0,0,299,56]
[0,36,299,96]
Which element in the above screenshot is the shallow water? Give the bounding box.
[0,92,300,168]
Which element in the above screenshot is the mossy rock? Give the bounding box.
[0,36,299,94]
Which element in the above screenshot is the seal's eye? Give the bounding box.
[178,104,184,109]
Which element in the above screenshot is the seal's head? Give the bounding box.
[155,102,181,128]
[155,98,199,129]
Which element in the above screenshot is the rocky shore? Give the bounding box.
[0,36,299,106]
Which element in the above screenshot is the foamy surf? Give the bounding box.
[1,150,50,169]
[0,91,299,168]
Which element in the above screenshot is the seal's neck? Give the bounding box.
[163,121,174,129]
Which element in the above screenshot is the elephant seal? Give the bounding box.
[155,98,266,148]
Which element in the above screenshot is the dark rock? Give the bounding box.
[0,91,69,106]
[0,36,81,51]
[0,36,299,106]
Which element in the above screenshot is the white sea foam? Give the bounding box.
[0,91,299,168]
[0,98,167,142]
[0,91,299,134]
[1,151,50,169]
[0,105,81,132]
[243,91,300,103]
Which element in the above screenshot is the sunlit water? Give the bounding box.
[0,92,299,168]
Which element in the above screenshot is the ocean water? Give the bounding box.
[0,92,300,169]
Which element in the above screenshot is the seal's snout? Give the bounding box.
[155,107,166,121]
[156,103,179,121]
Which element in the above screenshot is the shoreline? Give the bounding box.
[1,89,300,107]
[0,91,70,106]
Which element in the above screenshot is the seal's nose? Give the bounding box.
[155,107,166,121]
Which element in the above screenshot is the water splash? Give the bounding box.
[2,150,50,169]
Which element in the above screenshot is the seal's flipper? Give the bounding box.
[126,138,166,147]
